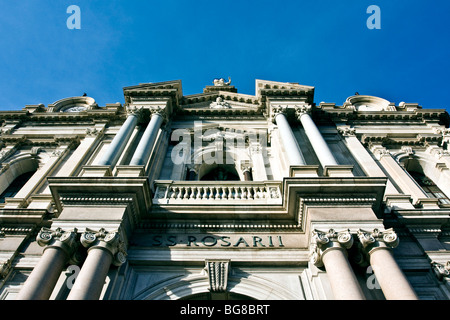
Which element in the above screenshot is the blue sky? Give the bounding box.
[1,1,449,111]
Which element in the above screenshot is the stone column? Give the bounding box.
[243,168,253,181]
[272,107,306,166]
[129,109,165,166]
[311,229,365,300]
[98,107,141,167]
[67,228,126,300]
[16,228,78,300]
[358,228,418,300]
[296,106,338,167]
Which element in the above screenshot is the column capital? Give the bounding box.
[36,227,79,262]
[294,105,312,119]
[125,105,144,119]
[357,228,399,254]
[149,106,168,123]
[337,127,356,137]
[80,228,127,266]
[310,228,354,267]
[271,105,287,123]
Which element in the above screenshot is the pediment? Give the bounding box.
[180,91,261,113]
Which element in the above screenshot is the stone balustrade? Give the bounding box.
[152,181,282,205]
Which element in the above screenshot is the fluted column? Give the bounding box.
[129,109,165,166]
[67,228,126,300]
[98,107,141,166]
[272,107,306,166]
[311,229,365,300]
[358,228,418,300]
[296,106,338,167]
[16,228,78,300]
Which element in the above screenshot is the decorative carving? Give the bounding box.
[210,97,231,109]
[80,228,127,266]
[431,261,450,281]
[0,260,11,279]
[357,228,399,254]
[205,259,230,292]
[213,77,231,87]
[294,105,312,119]
[36,227,80,263]
[310,229,354,267]
[337,127,356,137]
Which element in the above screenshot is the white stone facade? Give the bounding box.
[0,79,449,300]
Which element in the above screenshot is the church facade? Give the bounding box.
[0,79,449,300]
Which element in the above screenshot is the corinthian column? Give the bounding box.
[357,228,418,300]
[272,106,306,166]
[98,107,141,167]
[16,228,79,300]
[296,106,338,167]
[67,228,126,300]
[129,108,165,166]
[311,229,365,300]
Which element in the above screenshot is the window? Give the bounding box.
[0,171,35,203]
[409,171,450,205]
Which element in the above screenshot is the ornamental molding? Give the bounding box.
[80,228,127,266]
[310,228,354,268]
[205,259,230,292]
[297,196,377,229]
[137,222,302,232]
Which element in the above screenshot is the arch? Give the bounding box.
[50,96,97,113]
[396,150,450,201]
[133,273,302,300]
[0,154,39,196]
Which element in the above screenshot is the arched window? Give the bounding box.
[0,171,36,203]
[408,171,450,205]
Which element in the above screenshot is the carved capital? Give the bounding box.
[310,229,354,267]
[205,259,230,292]
[126,105,144,120]
[370,145,391,160]
[37,227,80,263]
[80,228,127,266]
[357,228,399,254]
[271,106,287,122]
[337,127,356,137]
[294,105,312,119]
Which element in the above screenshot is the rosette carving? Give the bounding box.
[310,228,354,267]
[80,228,127,266]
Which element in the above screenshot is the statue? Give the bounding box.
[210,96,231,109]
[213,77,231,86]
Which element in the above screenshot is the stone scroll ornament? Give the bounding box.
[37,227,81,264]
[310,229,354,268]
[80,228,127,266]
[357,228,399,254]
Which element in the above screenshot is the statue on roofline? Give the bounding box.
[213,77,231,86]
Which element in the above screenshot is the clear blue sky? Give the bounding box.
[1,1,449,111]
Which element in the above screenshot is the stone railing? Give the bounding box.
[152,180,282,205]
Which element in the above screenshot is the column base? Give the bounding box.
[115,165,146,177]
[289,165,320,177]
[80,165,113,177]
[323,165,354,177]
